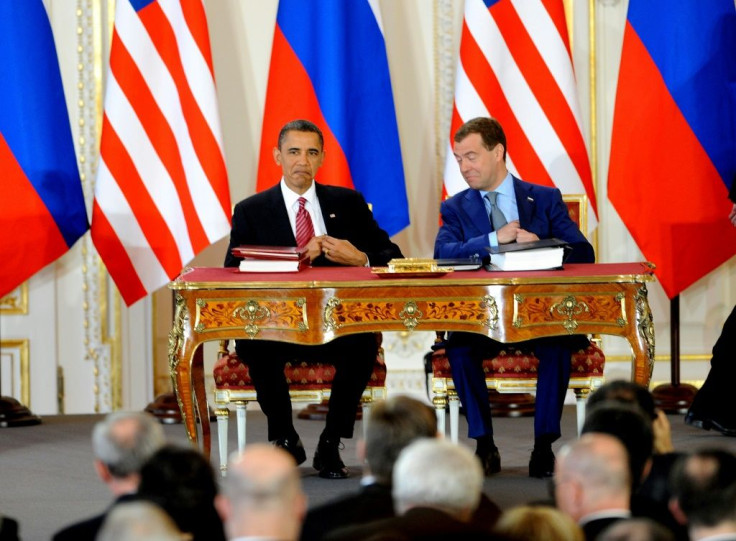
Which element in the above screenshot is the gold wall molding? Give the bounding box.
[0,283,28,315]
[1,339,30,406]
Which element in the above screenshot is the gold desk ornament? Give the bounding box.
[371,258,455,278]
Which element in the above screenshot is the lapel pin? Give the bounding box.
[329,213,336,218]
[527,196,534,202]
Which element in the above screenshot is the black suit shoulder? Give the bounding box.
[52,513,106,541]
[0,517,19,541]
[300,484,394,541]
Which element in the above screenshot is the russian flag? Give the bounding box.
[0,2,88,298]
[257,0,409,236]
[608,1,736,299]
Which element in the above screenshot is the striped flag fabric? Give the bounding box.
[257,0,409,237]
[0,2,88,298]
[91,0,231,306]
[445,0,597,234]
[608,1,736,299]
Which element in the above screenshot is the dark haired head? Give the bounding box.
[582,401,653,489]
[277,119,324,150]
[453,117,507,161]
[588,380,657,420]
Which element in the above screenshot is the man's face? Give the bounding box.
[453,133,505,192]
[273,130,325,195]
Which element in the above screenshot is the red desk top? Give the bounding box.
[171,262,655,290]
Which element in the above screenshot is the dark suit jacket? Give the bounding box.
[434,176,594,264]
[225,183,402,268]
[324,506,503,541]
[301,483,501,541]
[52,493,138,541]
[581,516,627,541]
[0,517,19,541]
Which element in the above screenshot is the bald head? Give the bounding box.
[555,433,632,521]
[219,444,306,541]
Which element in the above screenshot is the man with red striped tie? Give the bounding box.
[224,119,402,479]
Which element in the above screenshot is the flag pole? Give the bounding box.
[651,295,697,413]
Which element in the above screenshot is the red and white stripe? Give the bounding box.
[445,0,597,232]
[91,0,231,306]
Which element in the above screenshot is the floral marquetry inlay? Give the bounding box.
[194,297,307,338]
[323,296,499,332]
[513,291,627,333]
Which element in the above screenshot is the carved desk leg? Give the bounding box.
[169,294,198,445]
[630,283,656,386]
[191,345,211,457]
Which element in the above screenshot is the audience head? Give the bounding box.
[392,438,483,521]
[555,433,631,522]
[588,380,657,420]
[363,395,437,484]
[217,443,305,541]
[97,501,185,541]
[91,411,165,491]
[598,517,674,541]
[669,449,736,536]
[494,504,584,541]
[582,401,653,488]
[137,444,224,541]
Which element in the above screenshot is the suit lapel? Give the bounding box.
[265,184,297,245]
[315,183,338,235]
[513,177,535,228]
[462,189,492,234]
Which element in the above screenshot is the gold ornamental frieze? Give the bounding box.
[193,297,308,338]
[513,290,627,333]
[323,296,499,332]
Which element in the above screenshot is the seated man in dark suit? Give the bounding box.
[326,438,502,541]
[52,411,166,541]
[224,119,403,479]
[434,117,595,478]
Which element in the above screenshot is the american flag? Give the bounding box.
[91,0,231,306]
[445,0,597,232]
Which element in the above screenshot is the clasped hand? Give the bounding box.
[497,220,540,244]
[305,235,368,266]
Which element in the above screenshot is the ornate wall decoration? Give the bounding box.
[0,340,30,405]
[0,284,28,315]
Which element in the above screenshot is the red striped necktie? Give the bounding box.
[295,197,315,247]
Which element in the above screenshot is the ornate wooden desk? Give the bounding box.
[168,263,655,455]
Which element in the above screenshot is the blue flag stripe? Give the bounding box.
[0,1,88,247]
[276,0,409,235]
[628,0,736,189]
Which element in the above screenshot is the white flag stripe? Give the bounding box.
[367,0,384,36]
[511,0,584,128]
[104,72,195,263]
[95,160,172,291]
[115,1,228,241]
[453,61,490,123]
[467,5,586,195]
[157,0,224,147]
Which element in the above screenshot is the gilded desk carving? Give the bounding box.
[513,290,628,334]
[194,297,308,338]
[323,296,500,332]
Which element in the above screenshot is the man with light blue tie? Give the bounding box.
[434,117,594,478]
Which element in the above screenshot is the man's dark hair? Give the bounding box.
[364,396,437,485]
[137,445,225,541]
[277,119,324,150]
[582,401,654,489]
[588,380,657,420]
[670,449,736,528]
[454,117,507,161]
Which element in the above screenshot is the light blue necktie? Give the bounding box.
[486,192,507,231]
